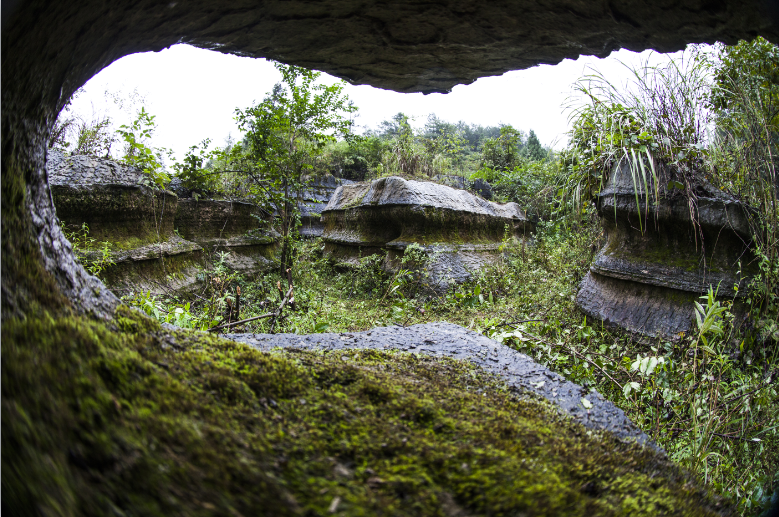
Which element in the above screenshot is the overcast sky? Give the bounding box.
[66,44,688,161]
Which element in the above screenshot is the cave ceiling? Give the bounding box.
[4,0,779,101]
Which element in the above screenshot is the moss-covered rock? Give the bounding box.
[2,307,732,516]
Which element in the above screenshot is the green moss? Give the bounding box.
[605,238,706,273]
[2,307,731,516]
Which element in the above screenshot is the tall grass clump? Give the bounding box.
[560,49,713,226]
[708,37,779,314]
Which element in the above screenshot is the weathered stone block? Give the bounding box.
[48,152,205,295]
[49,152,178,249]
[298,175,355,238]
[576,159,757,339]
[322,176,534,289]
[175,198,279,274]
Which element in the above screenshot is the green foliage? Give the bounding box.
[561,49,711,224]
[478,125,524,175]
[171,138,223,192]
[561,41,779,313]
[475,159,559,219]
[523,130,548,161]
[708,37,779,312]
[235,63,357,273]
[117,107,171,189]
[60,222,115,277]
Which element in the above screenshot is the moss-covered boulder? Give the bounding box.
[322,176,534,289]
[2,308,733,516]
[576,159,757,340]
[49,151,205,295]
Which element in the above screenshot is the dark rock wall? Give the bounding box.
[176,199,266,243]
[299,175,354,238]
[48,152,179,249]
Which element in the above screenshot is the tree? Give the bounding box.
[522,130,547,161]
[235,63,356,274]
[480,125,523,172]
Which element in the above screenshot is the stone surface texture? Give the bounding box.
[175,198,279,275]
[576,159,757,339]
[49,151,179,248]
[298,175,355,238]
[434,174,494,200]
[48,153,279,293]
[48,152,205,296]
[322,176,533,288]
[224,322,655,447]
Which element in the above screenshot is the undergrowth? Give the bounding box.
[126,214,778,515]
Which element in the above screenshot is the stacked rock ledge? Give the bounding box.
[174,197,280,276]
[48,151,205,296]
[322,176,534,289]
[298,175,355,238]
[576,159,758,340]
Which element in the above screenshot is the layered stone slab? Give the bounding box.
[298,175,355,238]
[175,198,279,275]
[322,176,534,289]
[576,159,757,340]
[48,151,205,296]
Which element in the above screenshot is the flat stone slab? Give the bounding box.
[325,175,524,220]
[223,322,654,448]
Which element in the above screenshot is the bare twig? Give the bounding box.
[507,325,625,390]
[209,311,275,332]
[496,318,545,328]
[269,285,294,333]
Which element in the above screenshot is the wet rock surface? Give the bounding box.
[576,160,757,339]
[322,176,533,288]
[224,321,654,447]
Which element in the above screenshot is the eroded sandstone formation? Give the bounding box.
[175,198,279,275]
[49,152,279,294]
[322,176,533,289]
[3,1,772,513]
[48,151,205,295]
[5,0,779,316]
[576,159,757,340]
